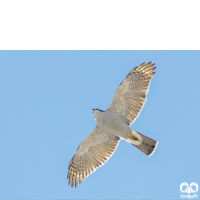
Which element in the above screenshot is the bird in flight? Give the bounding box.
[67,61,158,188]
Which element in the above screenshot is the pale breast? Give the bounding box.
[95,110,131,140]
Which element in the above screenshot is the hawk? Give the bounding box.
[67,62,158,188]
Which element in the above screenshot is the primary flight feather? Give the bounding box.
[67,61,158,188]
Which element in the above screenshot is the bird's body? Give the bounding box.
[93,109,132,140]
[67,62,158,188]
[93,109,143,145]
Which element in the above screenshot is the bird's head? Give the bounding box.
[93,108,104,119]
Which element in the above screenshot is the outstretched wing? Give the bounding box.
[67,125,120,188]
[107,62,156,126]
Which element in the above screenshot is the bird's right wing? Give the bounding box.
[67,125,120,188]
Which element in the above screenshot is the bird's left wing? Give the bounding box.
[67,125,120,188]
[107,62,156,126]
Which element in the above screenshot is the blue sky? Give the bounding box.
[0,51,200,199]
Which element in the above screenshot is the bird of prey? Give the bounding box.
[67,62,158,188]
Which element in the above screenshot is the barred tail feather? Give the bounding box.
[132,131,158,156]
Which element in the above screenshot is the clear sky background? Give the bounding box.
[0,51,200,199]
